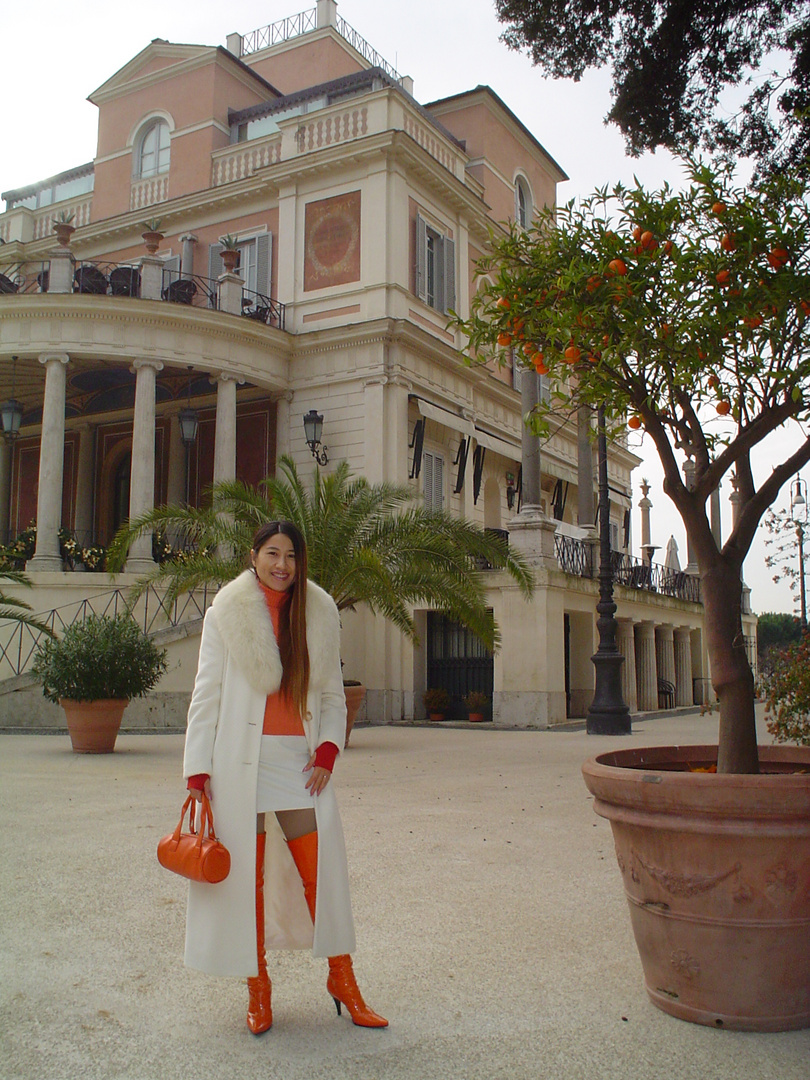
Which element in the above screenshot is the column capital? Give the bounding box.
[131,359,164,374]
[38,353,69,367]
[212,371,244,385]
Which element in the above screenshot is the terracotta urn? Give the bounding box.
[582,744,810,1031]
[221,248,240,272]
[60,698,129,754]
[141,231,164,255]
[53,223,75,247]
[343,682,366,748]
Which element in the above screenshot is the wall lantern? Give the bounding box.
[178,367,199,447]
[303,409,329,466]
[1,356,24,442]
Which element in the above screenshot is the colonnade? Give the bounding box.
[615,617,700,712]
[24,351,240,573]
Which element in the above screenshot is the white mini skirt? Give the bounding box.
[256,735,314,812]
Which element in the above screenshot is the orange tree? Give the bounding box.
[454,160,810,773]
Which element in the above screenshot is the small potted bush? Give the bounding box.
[423,687,451,721]
[32,614,168,753]
[52,211,75,247]
[140,218,164,254]
[219,234,241,272]
[464,690,489,722]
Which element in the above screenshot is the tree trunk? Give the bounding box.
[700,561,758,774]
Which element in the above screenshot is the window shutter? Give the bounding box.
[514,181,520,224]
[434,454,444,509]
[208,243,224,281]
[415,212,428,302]
[423,450,434,506]
[442,236,455,313]
[256,233,272,298]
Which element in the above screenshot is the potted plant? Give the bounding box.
[52,211,75,247]
[458,160,810,1031]
[423,687,451,722]
[464,690,489,722]
[140,218,164,255]
[342,678,365,748]
[219,234,241,273]
[32,614,168,753]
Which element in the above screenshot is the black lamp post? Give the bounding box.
[178,367,199,505]
[303,409,328,465]
[587,405,631,735]
[1,356,24,443]
[791,476,808,631]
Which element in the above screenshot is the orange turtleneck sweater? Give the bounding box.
[186,578,339,792]
[257,581,306,736]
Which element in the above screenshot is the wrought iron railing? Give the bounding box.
[0,261,50,294]
[240,286,286,330]
[554,534,594,577]
[241,8,317,54]
[0,583,218,680]
[161,268,219,310]
[335,15,401,81]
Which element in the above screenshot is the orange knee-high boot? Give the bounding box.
[246,831,273,1035]
[286,831,388,1029]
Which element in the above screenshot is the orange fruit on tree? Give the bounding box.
[496,296,511,311]
[721,233,736,252]
[607,258,627,277]
[712,201,726,216]
[663,240,673,255]
[707,374,720,389]
[564,343,581,364]
[716,400,731,415]
[632,225,642,242]
[767,247,789,270]
[512,317,525,332]
[627,415,642,430]
[716,269,731,286]
[640,230,655,250]
[497,332,513,347]
[522,341,537,357]
[586,275,602,293]
[800,300,810,315]
[534,357,548,374]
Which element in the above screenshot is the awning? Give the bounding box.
[473,427,520,462]
[414,398,476,438]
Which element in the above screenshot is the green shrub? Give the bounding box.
[760,634,810,746]
[464,690,489,711]
[32,614,168,703]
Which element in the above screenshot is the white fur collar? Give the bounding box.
[210,570,340,695]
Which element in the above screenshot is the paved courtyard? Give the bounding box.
[1,712,808,1080]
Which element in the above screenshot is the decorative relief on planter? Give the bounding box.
[670,949,701,980]
[631,850,742,897]
[764,863,798,901]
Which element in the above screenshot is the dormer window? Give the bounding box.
[137,120,170,179]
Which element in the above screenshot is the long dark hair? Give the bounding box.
[251,521,310,720]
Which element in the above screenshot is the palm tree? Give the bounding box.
[0,568,56,636]
[106,456,533,650]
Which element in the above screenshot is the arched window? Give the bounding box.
[137,120,170,179]
[515,176,532,229]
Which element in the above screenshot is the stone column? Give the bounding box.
[166,412,186,506]
[683,457,699,574]
[275,391,294,459]
[213,374,240,485]
[634,620,658,712]
[617,618,638,712]
[0,440,11,543]
[125,359,163,573]
[28,354,70,572]
[577,405,595,527]
[180,234,197,278]
[674,627,694,707]
[655,624,676,701]
[710,484,722,548]
[73,423,95,545]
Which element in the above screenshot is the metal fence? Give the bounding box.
[553,534,701,603]
[241,8,317,54]
[0,583,218,681]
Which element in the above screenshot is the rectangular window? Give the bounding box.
[415,212,455,314]
[423,450,444,511]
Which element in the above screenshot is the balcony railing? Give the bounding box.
[240,286,286,330]
[553,534,701,603]
[0,583,218,681]
[241,8,317,54]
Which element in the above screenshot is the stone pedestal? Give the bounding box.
[48,249,74,294]
[139,256,164,301]
[507,509,558,570]
[217,271,244,316]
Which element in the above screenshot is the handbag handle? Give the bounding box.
[173,792,220,849]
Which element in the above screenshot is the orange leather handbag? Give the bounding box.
[157,792,230,884]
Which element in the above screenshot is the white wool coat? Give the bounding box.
[182,570,356,976]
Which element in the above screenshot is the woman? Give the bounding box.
[183,520,387,1033]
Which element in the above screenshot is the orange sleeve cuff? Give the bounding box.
[187,773,209,791]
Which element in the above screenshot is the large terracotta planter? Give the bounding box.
[60,699,128,754]
[343,683,365,748]
[582,744,810,1032]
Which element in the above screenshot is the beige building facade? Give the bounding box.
[0,3,738,729]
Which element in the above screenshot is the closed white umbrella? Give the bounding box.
[664,535,681,572]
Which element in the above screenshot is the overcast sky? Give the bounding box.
[2,0,801,615]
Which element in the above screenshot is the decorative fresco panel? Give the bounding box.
[304,190,361,291]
